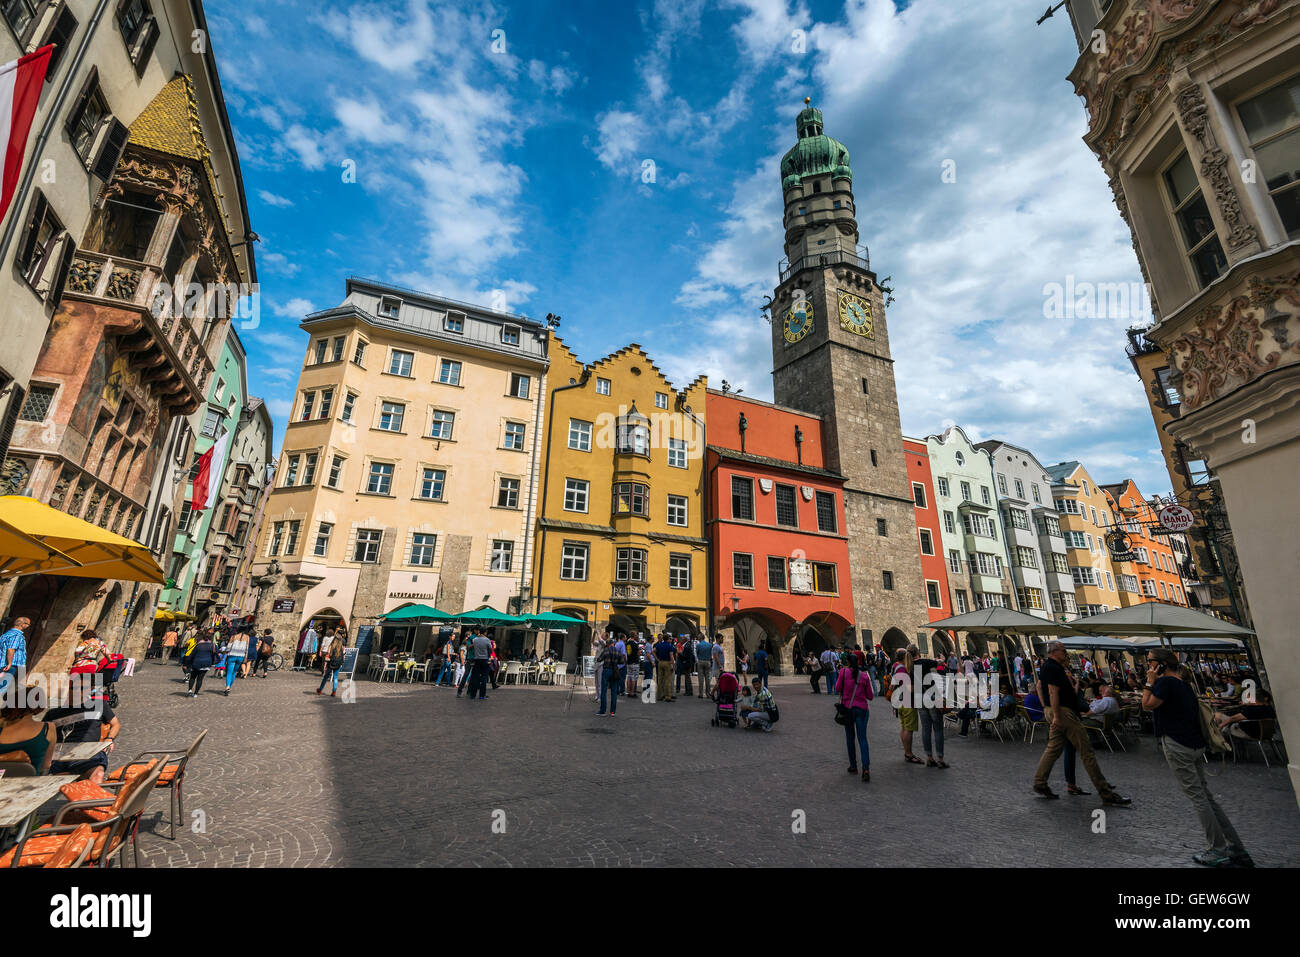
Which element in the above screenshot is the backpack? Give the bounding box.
[880,668,893,701]
[1197,698,1231,755]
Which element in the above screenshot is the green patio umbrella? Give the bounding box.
[449,606,524,626]
[521,611,585,629]
[382,604,452,621]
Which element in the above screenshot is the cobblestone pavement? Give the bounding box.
[101,662,1300,867]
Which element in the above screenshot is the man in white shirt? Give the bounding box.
[1083,683,1122,727]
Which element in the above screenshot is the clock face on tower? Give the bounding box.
[838,291,874,338]
[783,298,814,343]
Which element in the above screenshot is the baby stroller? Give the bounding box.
[70,653,128,709]
[711,671,740,728]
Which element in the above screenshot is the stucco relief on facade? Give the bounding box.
[1173,83,1259,250]
[1166,268,1300,408]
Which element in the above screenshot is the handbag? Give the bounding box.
[834,702,851,725]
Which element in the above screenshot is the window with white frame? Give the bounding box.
[283,454,300,487]
[388,349,413,377]
[327,455,344,489]
[1014,545,1037,568]
[944,511,955,534]
[502,326,520,346]
[1070,566,1097,586]
[496,477,520,509]
[378,296,401,319]
[378,402,405,432]
[655,392,668,409]
[419,468,445,501]
[667,437,687,469]
[669,553,691,589]
[430,410,454,440]
[960,481,972,501]
[1009,507,1030,530]
[564,478,589,513]
[1031,483,1041,503]
[613,482,648,516]
[997,474,1007,496]
[666,494,688,527]
[438,359,462,385]
[1064,530,1088,549]
[331,337,346,362]
[341,392,356,423]
[366,462,393,495]
[353,340,367,366]
[1014,478,1025,499]
[926,581,942,609]
[503,422,526,450]
[615,547,646,582]
[568,419,592,451]
[444,312,464,333]
[732,552,754,588]
[937,476,950,497]
[491,540,514,572]
[353,528,381,563]
[509,373,530,399]
[409,533,436,566]
[954,590,969,614]
[912,482,927,508]
[302,452,318,486]
[919,529,934,555]
[314,522,332,557]
[948,549,962,574]
[1104,571,1114,590]
[980,486,991,506]
[595,377,610,395]
[1017,587,1044,610]
[1051,553,1070,575]
[1142,579,1157,597]
[560,543,588,580]
[1054,591,1078,615]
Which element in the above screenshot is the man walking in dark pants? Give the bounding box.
[467,631,493,700]
[1033,640,1131,805]
[754,644,770,688]
[457,631,475,697]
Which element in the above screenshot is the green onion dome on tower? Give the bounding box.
[780,99,853,191]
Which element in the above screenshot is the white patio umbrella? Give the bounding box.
[1067,603,1255,645]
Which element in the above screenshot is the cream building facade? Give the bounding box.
[1063,0,1299,799]
[248,279,548,642]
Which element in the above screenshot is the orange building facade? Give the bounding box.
[903,438,952,645]
[705,391,853,671]
[1102,479,1190,608]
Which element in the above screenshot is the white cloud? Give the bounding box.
[334,97,407,144]
[261,252,301,277]
[272,298,316,318]
[266,397,292,420]
[257,189,294,208]
[321,0,436,74]
[282,124,325,170]
[593,110,646,173]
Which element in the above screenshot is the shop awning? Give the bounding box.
[382,604,453,621]
[155,609,196,621]
[0,495,165,584]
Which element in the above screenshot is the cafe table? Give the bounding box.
[0,774,78,867]
[52,741,112,762]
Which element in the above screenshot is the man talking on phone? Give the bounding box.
[1032,640,1131,805]
[1143,647,1252,867]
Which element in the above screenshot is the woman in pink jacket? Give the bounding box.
[836,650,875,782]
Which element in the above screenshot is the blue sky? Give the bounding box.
[207,0,1171,495]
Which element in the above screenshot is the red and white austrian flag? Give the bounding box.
[191,431,229,512]
[0,46,52,227]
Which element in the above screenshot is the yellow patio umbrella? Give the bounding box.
[0,495,164,584]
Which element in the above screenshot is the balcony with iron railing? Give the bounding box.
[779,245,871,283]
[64,250,213,410]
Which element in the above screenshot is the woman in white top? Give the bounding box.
[223,630,250,695]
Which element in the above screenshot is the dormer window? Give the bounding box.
[502,325,520,346]
[445,312,464,333]
[378,296,401,319]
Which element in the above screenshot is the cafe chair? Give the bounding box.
[1228,719,1282,768]
[406,661,428,683]
[1,759,165,868]
[551,662,569,685]
[1084,713,1125,753]
[1019,705,1049,744]
[376,658,398,682]
[42,823,95,869]
[522,662,540,684]
[105,729,207,840]
[502,661,522,685]
[0,754,36,777]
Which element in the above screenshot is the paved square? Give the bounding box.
[107,663,1300,867]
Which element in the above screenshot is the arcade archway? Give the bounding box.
[881,627,910,656]
[552,606,590,665]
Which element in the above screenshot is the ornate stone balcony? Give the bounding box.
[64,250,212,414]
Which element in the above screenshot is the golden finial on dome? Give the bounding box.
[804,96,811,105]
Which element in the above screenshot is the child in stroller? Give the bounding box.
[711,670,741,727]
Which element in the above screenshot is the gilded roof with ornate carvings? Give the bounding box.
[128,74,231,236]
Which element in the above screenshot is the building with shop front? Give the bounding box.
[1060,0,1298,800]
[215,397,273,622]
[903,437,953,654]
[0,5,256,670]
[976,439,1079,623]
[706,390,853,671]
[530,340,708,663]
[927,427,1017,637]
[248,279,549,657]
[1101,478,1192,608]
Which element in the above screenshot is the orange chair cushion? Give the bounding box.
[107,761,176,786]
[43,824,93,868]
[0,827,116,868]
[0,750,32,764]
[57,780,116,822]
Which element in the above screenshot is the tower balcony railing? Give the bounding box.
[779,246,870,283]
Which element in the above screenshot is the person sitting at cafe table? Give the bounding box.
[47,682,120,783]
[0,692,56,774]
[1214,688,1275,741]
[1082,682,1121,728]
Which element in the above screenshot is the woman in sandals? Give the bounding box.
[893,648,924,765]
[836,650,874,781]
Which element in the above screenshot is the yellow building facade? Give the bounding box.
[249,279,548,649]
[1047,461,1121,617]
[532,341,708,660]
